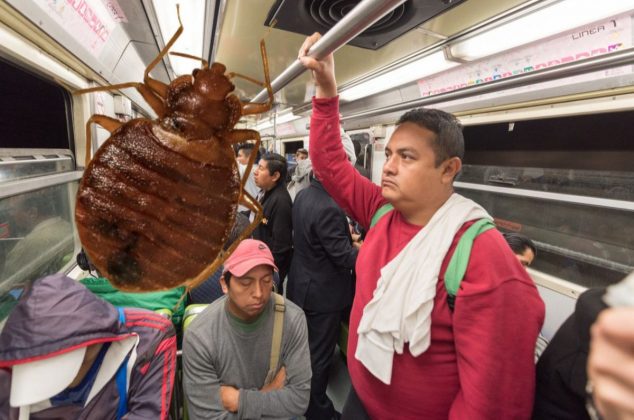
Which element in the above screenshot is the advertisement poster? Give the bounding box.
[417,15,633,99]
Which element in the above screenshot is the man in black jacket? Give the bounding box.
[533,288,608,420]
[253,153,293,293]
[288,173,359,420]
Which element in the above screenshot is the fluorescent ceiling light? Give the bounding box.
[450,0,634,61]
[152,0,205,76]
[256,112,301,130]
[339,51,458,102]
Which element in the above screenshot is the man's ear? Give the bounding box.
[441,157,462,184]
[220,276,229,294]
[271,171,281,183]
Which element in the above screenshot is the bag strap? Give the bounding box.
[115,308,128,420]
[369,203,496,311]
[370,203,394,228]
[264,293,285,384]
[444,218,495,310]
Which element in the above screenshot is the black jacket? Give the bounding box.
[287,178,357,312]
[533,288,608,420]
[253,182,293,275]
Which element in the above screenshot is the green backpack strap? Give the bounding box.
[444,218,495,310]
[370,203,394,228]
[370,204,495,311]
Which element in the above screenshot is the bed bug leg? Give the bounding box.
[83,115,122,166]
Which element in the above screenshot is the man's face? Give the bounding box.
[381,122,457,212]
[221,264,274,321]
[515,248,535,268]
[296,152,308,161]
[254,159,278,191]
[237,149,250,165]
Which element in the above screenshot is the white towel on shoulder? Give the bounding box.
[355,193,491,384]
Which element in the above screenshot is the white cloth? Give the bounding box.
[355,193,492,384]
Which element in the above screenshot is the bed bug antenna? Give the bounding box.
[169,52,209,69]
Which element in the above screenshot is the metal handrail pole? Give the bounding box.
[250,0,407,103]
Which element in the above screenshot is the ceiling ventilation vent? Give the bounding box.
[264,0,465,50]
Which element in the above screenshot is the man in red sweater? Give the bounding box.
[298,33,545,420]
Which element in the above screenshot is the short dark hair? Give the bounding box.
[261,153,287,185]
[296,148,308,156]
[237,143,254,157]
[223,270,232,287]
[503,232,537,257]
[396,108,464,166]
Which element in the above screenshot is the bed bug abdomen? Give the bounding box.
[76,120,239,291]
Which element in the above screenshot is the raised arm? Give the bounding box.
[298,33,337,99]
[299,34,385,228]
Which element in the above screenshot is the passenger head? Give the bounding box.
[295,148,308,161]
[236,143,254,165]
[503,232,536,267]
[254,153,287,191]
[220,239,278,321]
[382,108,463,219]
[396,108,464,166]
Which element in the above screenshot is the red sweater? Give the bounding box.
[310,97,545,419]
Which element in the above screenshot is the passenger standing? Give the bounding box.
[182,239,311,419]
[287,148,309,184]
[236,143,261,218]
[534,271,634,420]
[298,33,545,419]
[253,153,293,293]
[533,288,608,420]
[288,168,359,420]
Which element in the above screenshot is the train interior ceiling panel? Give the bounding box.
[0,0,633,417]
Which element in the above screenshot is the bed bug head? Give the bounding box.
[192,63,236,100]
[162,57,240,138]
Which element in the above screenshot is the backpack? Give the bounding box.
[370,203,495,310]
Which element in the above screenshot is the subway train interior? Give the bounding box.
[1,0,633,418]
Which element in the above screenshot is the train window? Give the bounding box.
[0,183,77,317]
[458,110,634,288]
[455,187,633,288]
[0,151,74,183]
[458,165,634,201]
[0,58,73,150]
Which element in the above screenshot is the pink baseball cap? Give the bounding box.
[223,239,278,277]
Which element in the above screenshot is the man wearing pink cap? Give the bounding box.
[183,239,311,419]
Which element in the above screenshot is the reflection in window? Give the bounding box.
[456,187,633,288]
[0,183,76,316]
[458,164,634,201]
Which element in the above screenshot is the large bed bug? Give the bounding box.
[74,10,273,292]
